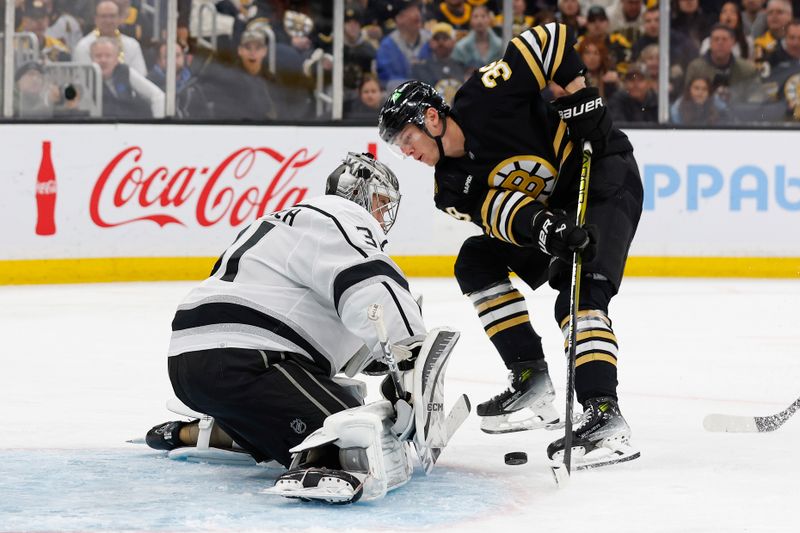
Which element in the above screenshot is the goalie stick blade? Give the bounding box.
[429,394,471,448]
[703,413,759,433]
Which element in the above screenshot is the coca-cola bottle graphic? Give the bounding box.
[35,140,57,236]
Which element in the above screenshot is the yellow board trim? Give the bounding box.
[511,38,546,89]
[1,256,800,285]
[485,314,530,337]
[575,353,618,368]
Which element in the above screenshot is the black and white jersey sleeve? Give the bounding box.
[168,195,425,376]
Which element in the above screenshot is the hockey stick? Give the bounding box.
[703,396,800,433]
[367,303,406,399]
[551,141,593,487]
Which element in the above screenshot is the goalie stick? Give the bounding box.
[703,395,800,433]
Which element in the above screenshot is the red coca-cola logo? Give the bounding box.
[90,146,318,228]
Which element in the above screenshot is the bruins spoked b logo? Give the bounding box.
[489,155,557,202]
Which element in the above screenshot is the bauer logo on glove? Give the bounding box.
[556,95,604,120]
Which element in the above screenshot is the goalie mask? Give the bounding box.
[326,152,401,233]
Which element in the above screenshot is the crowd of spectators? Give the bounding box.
[5,0,800,124]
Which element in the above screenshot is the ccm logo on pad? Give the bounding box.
[558,97,604,119]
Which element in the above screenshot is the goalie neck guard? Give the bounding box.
[326,152,401,233]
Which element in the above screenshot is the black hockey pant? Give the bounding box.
[168,347,362,467]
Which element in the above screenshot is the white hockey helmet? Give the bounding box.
[326,152,401,233]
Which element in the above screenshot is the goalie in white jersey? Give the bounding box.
[146,153,427,474]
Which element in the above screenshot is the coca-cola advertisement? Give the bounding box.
[1,125,450,263]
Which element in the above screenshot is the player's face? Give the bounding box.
[393,124,438,166]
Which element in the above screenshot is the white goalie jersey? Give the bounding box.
[168,195,425,376]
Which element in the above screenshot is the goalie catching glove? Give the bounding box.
[532,208,597,263]
[553,86,611,155]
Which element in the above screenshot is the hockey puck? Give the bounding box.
[504,451,528,465]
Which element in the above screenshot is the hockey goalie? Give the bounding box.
[142,152,469,503]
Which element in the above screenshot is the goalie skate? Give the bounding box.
[477,361,560,434]
[264,467,365,504]
[548,396,640,470]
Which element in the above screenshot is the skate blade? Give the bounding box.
[551,441,640,470]
[167,447,258,466]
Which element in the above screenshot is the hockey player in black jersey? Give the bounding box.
[378,21,643,468]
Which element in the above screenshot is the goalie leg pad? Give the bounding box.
[267,401,413,503]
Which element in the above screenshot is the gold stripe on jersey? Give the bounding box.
[511,37,546,89]
[553,121,567,159]
[482,190,537,243]
[560,140,574,170]
[480,188,500,235]
[552,24,566,77]
[505,196,534,245]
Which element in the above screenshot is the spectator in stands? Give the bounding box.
[685,23,760,103]
[742,0,768,38]
[607,0,644,43]
[19,0,71,62]
[112,0,153,43]
[343,6,377,95]
[91,36,164,119]
[555,0,586,36]
[46,0,85,53]
[759,19,800,119]
[452,4,504,69]
[699,2,753,58]
[577,34,621,98]
[195,29,278,121]
[376,0,431,91]
[670,74,733,124]
[411,22,468,104]
[607,62,659,122]
[581,6,632,74]
[754,0,794,59]
[672,0,714,49]
[766,17,800,65]
[148,42,211,118]
[13,61,53,118]
[344,72,384,120]
[639,43,660,83]
[73,0,147,76]
[493,0,536,37]
[430,0,473,41]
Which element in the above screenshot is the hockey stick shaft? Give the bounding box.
[563,142,593,474]
[367,303,405,398]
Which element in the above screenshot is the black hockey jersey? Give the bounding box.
[434,22,633,246]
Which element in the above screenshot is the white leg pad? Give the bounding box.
[277,400,413,501]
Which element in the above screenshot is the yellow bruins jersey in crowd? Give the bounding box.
[434,22,633,245]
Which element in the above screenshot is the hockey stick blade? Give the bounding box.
[429,394,471,448]
[703,396,800,433]
[550,462,570,488]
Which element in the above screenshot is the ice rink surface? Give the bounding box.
[1,277,798,532]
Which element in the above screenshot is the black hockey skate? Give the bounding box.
[477,360,560,434]
[547,396,640,469]
[145,420,189,451]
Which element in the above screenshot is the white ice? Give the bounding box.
[1,278,798,532]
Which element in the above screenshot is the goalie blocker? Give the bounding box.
[265,327,470,503]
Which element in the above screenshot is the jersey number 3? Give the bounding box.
[480,60,511,88]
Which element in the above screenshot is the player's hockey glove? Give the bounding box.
[362,335,425,376]
[532,209,597,263]
[554,86,611,155]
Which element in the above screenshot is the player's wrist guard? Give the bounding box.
[554,86,611,154]
[531,209,597,263]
